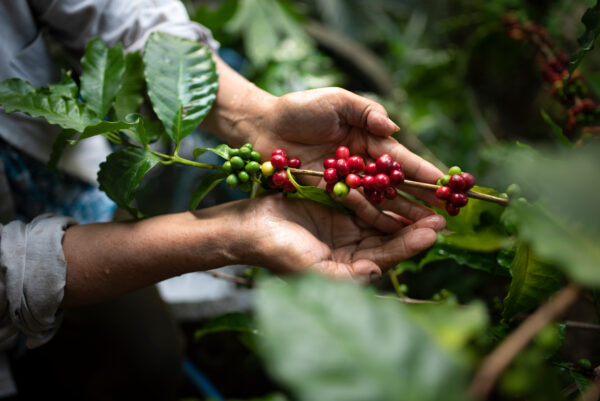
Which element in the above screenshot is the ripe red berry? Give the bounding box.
[365,162,378,175]
[325,182,335,193]
[323,158,337,169]
[376,154,393,173]
[272,170,288,187]
[368,190,384,205]
[347,156,365,173]
[345,173,361,188]
[272,148,287,158]
[435,186,451,200]
[461,172,475,190]
[271,154,287,169]
[267,177,278,189]
[389,169,405,186]
[362,175,376,189]
[323,168,338,183]
[336,158,350,177]
[336,146,350,160]
[446,203,460,216]
[375,173,391,189]
[449,192,468,207]
[283,181,296,193]
[384,186,397,200]
[448,174,466,192]
[288,158,301,168]
[391,161,402,171]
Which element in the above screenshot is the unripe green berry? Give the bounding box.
[240,181,252,192]
[440,175,450,185]
[240,146,252,159]
[448,166,462,176]
[506,183,521,198]
[243,143,253,151]
[333,182,349,198]
[222,161,232,173]
[229,148,240,157]
[230,156,244,170]
[245,161,261,174]
[250,151,261,161]
[578,358,592,370]
[237,171,250,183]
[226,174,239,189]
[261,161,275,177]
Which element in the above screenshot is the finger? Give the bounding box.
[334,89,399,136]
[352,227,438,271]
[339,189,405,234]
[310,259,382,284]
[356,214,445,250]
[379,191,438,222]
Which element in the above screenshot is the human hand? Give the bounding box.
[226,194,445,282]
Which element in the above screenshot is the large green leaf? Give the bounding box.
[419,242,509,276]
[189,170,228,210]
[80,37,125,118]
[113,51,145,120]
[143,32,218,145]
[502,242,564,321]
[0,78,97,131]
[97,148,160,218]
[569,0,600,73]
[47,70,79,99]
[255,274,469,401]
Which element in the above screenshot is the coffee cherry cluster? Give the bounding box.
[566,98,600,131]
[435,166,475,216]
[223,143,262,192]
[260,148,301,193]
[323,146,405,205]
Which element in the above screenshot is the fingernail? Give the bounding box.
[388,118,400,132]
[370,272,382,282]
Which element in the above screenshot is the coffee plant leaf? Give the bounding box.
[419,243,509,276]
[255,274,469,401]
[437,186,506,234]
[194,312,258,340]
[438,227,511,252]
[195,143,234,160]
[113,51,145,120]
[502,242,564,321]
[0,78,98,132]
[189,170,229,211]
[48,129,79,173]
[97,147,160,218]
[286,169,350,214]
[540,109,572,148]
[47,70,79,99]
[569,0,600,73]
[80,37,125,119]
[143,32,218,146]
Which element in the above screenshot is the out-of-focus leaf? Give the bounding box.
[438,227,511,252]
[113,51,145,120]
[80,37,125,118]
[569,0,600,73]
[286,169,349,214]
[48,129,78,172]
[438,186,506,233]
[189,170,228,210]
[97,147,160,218]
[143,32,218,145]
[502,242,563,320]
[419,242,509,276]
[540,109,571,148]
[255,274,470,401]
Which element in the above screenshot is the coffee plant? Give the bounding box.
[1,0,600,400]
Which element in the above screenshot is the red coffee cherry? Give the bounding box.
[367,190,384,205]
[272,170,288,187]
[375,173,391,189]
[391,161,402,171]
[389,169,405,186]
[345,173,362,189]
[362,175,376,189]
[461,172,475,190]
[384,186,397,200]
[365,162,378,175]
[336,146,350,160]
[283,181,296,193]
[336,159,350,177]
[348,156,365,173]
[435,186,451,200]
[376,154,393,173]
[323,168,339,183]
[446,202,460,216]
[325,182,335,193]
[288,158,301,168]
[448,174,466,192]
[271,154,287,169]
[449,192,468,207]
[323,158,337,169]
[272,148,287,159]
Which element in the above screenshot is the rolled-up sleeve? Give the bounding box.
[29,0,220,53]
[0,214,77,350]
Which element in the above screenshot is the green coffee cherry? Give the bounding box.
[250,151,261,162]
[239,181,252,192]
[506,183,521,198]
[240,146,252,159]
[226,174,239,189]
[448,166,462,176]
[230,156,244,170]
[440,175,450,185]
[261,161,275,177]
[578,358,592,370]
[229,148,241,157]
[243,143,253,151]
[237,171,250,183]
[245,161,261,174]
[222,161,232,173]
[333,182,349,198]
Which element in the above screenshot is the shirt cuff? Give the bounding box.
[0,214,77,349]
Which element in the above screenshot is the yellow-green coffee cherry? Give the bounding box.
[448,166,462,176]
[261,161,275,177]
[333,182,349,198]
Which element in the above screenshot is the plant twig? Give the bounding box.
[375,294,441,305]
[565,320,600,331]
[469,284,581,400]
[288,168,510,206]
[205,270,252,287]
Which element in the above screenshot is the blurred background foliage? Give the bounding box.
[176,1,600,400]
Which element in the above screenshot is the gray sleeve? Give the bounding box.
[0,214,77,350]
[29,0,220,53]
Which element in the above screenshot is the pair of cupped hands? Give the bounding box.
[201,86,446,283]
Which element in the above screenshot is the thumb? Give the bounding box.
[336,89,400,136]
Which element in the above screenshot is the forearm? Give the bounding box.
[201,55,277,146]
[61,206,242,308]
